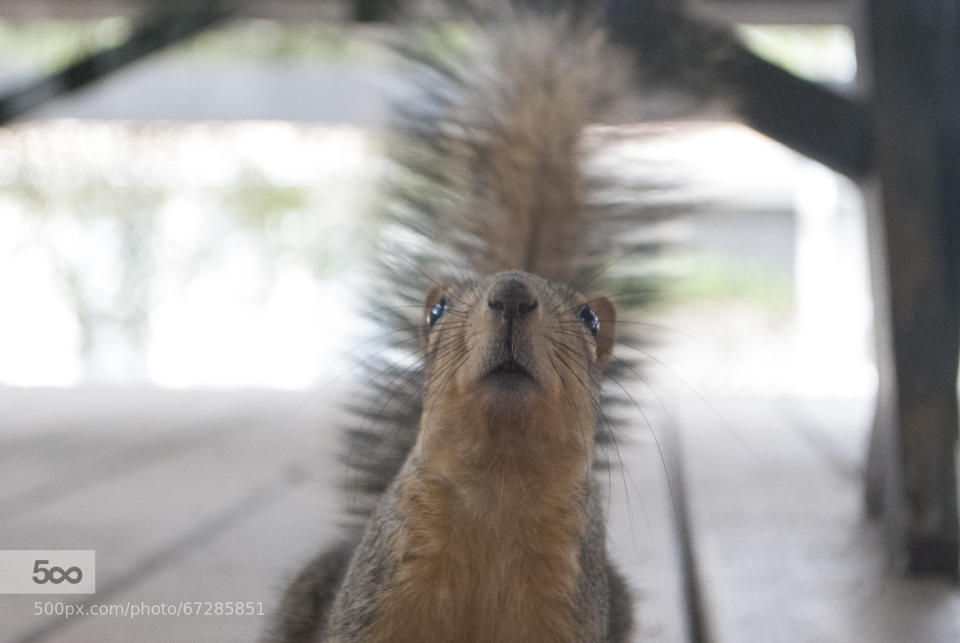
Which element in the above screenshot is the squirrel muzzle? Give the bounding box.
[422,270,615,434]
[482,275,540,389]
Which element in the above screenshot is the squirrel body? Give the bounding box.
[326,272,623,642]
[273,274,631,642]
[267,5,645,642]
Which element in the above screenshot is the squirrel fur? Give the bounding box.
[266,4,659,641]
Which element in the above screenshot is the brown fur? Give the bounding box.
[352,272,616,642]
[268,6,640,642]
[434,15,631,284]
[363,461,587,643]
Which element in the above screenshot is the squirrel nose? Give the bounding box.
[488,278,538,319]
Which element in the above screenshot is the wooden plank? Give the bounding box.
[604,400,690,643]
[0,387,686,642]
[0,418,245,519]
[683,396,960,642]
[0,391,337,642]
[861,0,960,577]
[0,389,320,511]
[36,482,341,643]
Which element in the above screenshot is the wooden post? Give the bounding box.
[863,0,960,577]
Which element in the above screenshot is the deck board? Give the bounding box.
[680,394,960,642]
[40,482,341,643]
[0,387,686,642]
[1,388,339,642]
[5,387,958,641]
[606,408,689,643]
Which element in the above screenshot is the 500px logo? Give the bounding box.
[32,560,84,585]
[0,550,95,594]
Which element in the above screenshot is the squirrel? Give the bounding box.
[266,3,658,642]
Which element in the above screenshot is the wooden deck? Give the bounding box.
[1,386,958,642]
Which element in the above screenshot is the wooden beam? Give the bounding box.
[354,0,401,22]
[0,1,346,21]
[687,0,855,26]
[0,1,234,124]
[862,0,960,578]
[605,0,873,181]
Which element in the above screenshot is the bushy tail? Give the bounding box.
[341,3,670,524]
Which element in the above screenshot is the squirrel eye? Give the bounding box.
[579,305,599,337]
[428,297,449,328]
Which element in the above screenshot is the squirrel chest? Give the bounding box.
[363,464,589,643]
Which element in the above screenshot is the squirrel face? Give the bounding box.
[419,270,615,469]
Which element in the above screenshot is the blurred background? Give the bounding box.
[4,2,955,642]
[0,15,872,394]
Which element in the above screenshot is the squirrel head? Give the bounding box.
[418,270,615,473]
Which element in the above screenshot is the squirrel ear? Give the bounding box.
[587,292,616,371]
[422,282,450,348]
